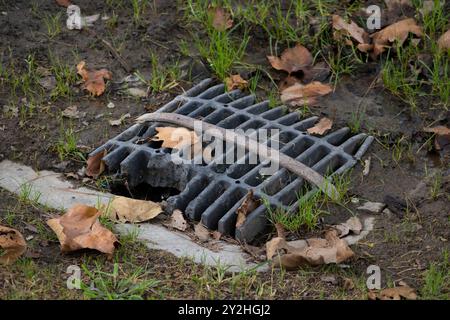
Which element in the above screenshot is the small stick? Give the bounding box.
[84,29,132,73]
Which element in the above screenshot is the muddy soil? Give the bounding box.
[0,0,449,299]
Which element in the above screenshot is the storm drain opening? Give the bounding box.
[90,78,373,243]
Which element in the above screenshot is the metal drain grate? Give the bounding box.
[91,78,373,242]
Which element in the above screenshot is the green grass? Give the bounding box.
[195,28,249,80]
[421,250,449,300]
[81,261,160,300]
[49,55,77,99]
[55,125,85,162]
[135,52,179,93]
[266,188,326,232]
[131,0,150,25]
[43,12,62,39]
[18,183,42,205]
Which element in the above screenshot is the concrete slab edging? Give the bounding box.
[0,160,267,272]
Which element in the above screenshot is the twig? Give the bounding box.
[83,29,132,73]
[136,112,339,199]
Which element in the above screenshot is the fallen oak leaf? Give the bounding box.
[194,223,211,241]
[47,204,118,256]
[423,125,450,150]
[333,216,363,238]
[225,74,248,91]
[86,149,107,178]
[76,61,112,96]
[56,0,71,7]
[371,18,423,56]
[267,44,313,74]
[209,6,233,31]
[438,29,450,50]
[152,127,199,150]
[332,15,369,45]
[168,209,188,231]
[236,190,261,228]
[307,117,333,135]
[376,284,417,300]
[0,225,27,265]
[266,229,354,270]
[62,105,85,119]
[107,196,163,223]
[281,81,332,106]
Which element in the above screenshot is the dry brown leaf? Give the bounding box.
[86,149,107,178]
[169,209,187,231]
[225,74,248,91]
[194,223,210,241]
[209,6,233,31]
[47,204,118,256]
[343,277,355,290]
[266,230,354,270]
[76,61,112,96]
[332,15,369,45]
[266,237,291,261]
[152,127,199,150]
[236,190,261,228]
[437,29,450,50]
[267,44,313,74]
[107,196,163,223]
[423,126,450,150]
[307,117,333,135]
[423,126,450,136]
[212,230,222,240]
[56,0,71,7]
[281,81,332,106]
[357,43,374,53]
[379,285,417,300]
[0,225,27,265]
[278,75,301,92]
[275,223,286,239]
[371,18,423,56]
[334,216,363,238]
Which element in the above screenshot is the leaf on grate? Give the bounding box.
[438,29,450,50]
[107,196,163,223]
[371,18,423,57]
[369,284,417,300]
[209,6,233,31]
[225,74,248,91]
[168,209,188,231]
[307,117,333,135]
[47,204,118,256]
[332,15,369,45]
[266,229,354,270]
[236,190,261,228]
[86,149,107,178]
[56,0,71,7]
[281,81,332,106]
[0,225,27,265]
[152,127,199,150]
[267,44,313,74]
[76,61,112,96]
[422,125,450,150]
[194,223,211,241]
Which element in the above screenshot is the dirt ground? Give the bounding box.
[0,0,449,299]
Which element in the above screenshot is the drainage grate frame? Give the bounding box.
[91,78,373,243]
